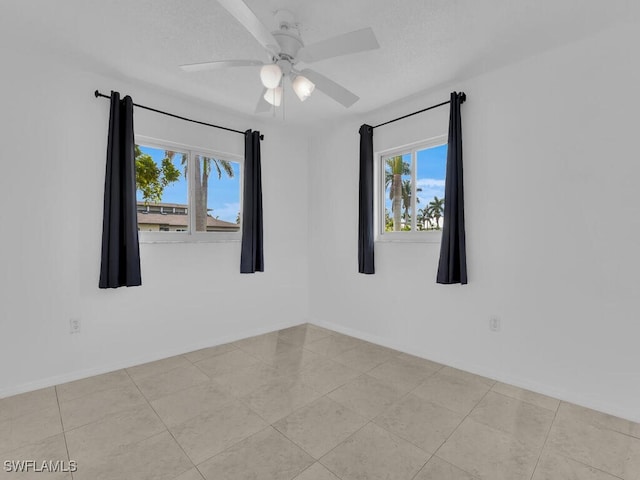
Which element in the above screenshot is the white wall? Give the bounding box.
[2,17,639,425]
[0,47,309,396]
[308,21,640,422]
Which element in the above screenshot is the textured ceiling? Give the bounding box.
[1,0,637,125]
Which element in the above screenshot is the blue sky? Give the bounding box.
[136,145,240,223]
[384,143,447,216]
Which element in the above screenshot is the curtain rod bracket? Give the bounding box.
[372,91,467,130]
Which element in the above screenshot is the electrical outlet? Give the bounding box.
[69,318,81,334]
[489,316,501,332]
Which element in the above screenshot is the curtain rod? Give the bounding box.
[94,90,264,140]
[372,92,466,129]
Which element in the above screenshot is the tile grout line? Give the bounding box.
[145,347,322,474]
[276,347,438,478]
[427,382,496,480]
[315,416,370,480]
[366,367,446,454]
[54,385,74,480]
[51,369,180,434]
[147,376,273,478]
[310,349,421,477]
[361,362,455,460]
[191,350,324,428]
[548,452,627,480]
[122,368,196,480]
[315,366,441,480]
[490,382,560,413]
[527,400,561,480]
[190,425,293,478]
[182,345,240,365]
[536,402,629,480]
[127,354,192,379]
[270,390,369,461]
[283,346,447,475]
[290,462,325,480]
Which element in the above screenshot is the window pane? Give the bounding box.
[135,145,188,232]
[416,144,447,230]
[194,155,241,233]
[384,153,412,232]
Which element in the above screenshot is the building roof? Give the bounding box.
[138,213,239,230]
[137,202,188,209]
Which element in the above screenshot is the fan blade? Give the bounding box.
[255,88,271,113]
[299,27,379,63]
[179,60,264,72]
[216,0,279,53]
[299,69,359,108]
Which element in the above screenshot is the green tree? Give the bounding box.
[385,156,410,231]
[427,196,445,230]
[135,145,181,204]
[384,208,393,232]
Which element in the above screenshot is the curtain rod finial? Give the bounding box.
[459,92,466,103]
[260,134,264,140]
[94,90,100,98]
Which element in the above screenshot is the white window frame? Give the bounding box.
[135,135,243,244]
[375,135,447,243]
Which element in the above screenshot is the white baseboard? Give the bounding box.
[0,319,304,399]
[311,319,640,424]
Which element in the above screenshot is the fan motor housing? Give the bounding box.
[273,31,303,61]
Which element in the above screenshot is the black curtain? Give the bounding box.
[358,124,375,274]
[99,91,142,288]
[240,130,264,273]
[437,92,467,284]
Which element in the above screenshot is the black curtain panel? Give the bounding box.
[240,130,264,273]
[358,124,375,274]
[437,92,468,284]
[99,92,142,288]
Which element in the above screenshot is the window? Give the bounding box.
[134,137,242,242]
[377,136,447,241]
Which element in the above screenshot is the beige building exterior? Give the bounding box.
[137,202,239,232]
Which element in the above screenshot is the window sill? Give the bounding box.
[138,232,241,244]
[376,232,442,244]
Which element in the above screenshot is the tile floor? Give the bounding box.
[1,323,639,480]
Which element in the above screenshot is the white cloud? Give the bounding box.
[417,193,444,206]
[416,178,445,207]
[211,202,240,223]
[416,178,446,188]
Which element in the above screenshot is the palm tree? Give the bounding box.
[427,196,445,230]
[417,207,431,230]
[401,179,422,229]
[165,151,234,232]
[385,156,410,231]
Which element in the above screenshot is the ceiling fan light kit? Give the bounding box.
[292,74,315,102]
[180,0,380,112]
[263,86,283,106]
[260,64,283,89]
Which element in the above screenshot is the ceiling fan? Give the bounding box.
[179,0,380,112]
